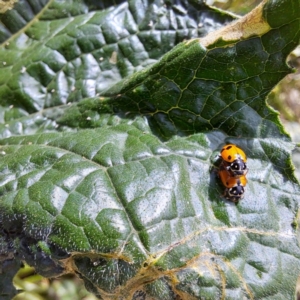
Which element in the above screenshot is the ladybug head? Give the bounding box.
[229,159,247,176]
[225,185,245,203]
[228,185,244,198]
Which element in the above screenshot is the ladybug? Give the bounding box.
[218,168,247,202]
[219,144,248,177]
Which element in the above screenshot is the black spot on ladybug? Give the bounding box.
[227,155,232,160]
[226,145,232,150]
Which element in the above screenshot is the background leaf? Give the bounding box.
[0,0,235,113]
[0,0,300,299]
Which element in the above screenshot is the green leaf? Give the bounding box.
[0,0,300,299]
[1,126,300,299]
[0,0,235,113]
[100,1,299,140]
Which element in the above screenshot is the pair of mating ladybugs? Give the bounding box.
[218,144,248,202]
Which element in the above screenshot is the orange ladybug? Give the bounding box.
[218,168,247,202]
[220,144,248,178]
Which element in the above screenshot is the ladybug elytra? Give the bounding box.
[220,144,248,177]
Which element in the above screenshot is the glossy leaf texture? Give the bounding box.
[0,0,235,138]
[101,1,300,140]
[0,0,234,118]
[1,125,300,299]
[0,0,300,299]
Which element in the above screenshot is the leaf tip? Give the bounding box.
[199,0,270,48]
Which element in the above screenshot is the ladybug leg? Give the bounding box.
[232,198,239,205]
[220,164,233,183]
[214,153,223,165]
[226,194,240,204]
[223,190,229,198]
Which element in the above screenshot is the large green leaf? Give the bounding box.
[0,0,300,299]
